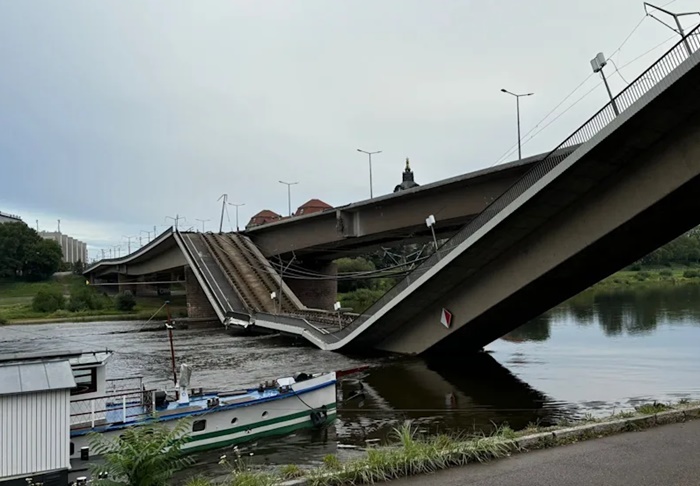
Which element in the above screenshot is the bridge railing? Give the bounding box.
[335,25,700,339]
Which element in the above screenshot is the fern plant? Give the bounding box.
[88,420,194,486]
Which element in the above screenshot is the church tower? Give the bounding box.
[394,158,420,192]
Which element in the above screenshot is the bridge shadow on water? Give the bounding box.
[336,351,572,443]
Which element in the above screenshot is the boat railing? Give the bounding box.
[70,388,159,431]
[106,376,145,395]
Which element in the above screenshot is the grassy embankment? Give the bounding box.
[0,274,187,324]
[180,400,699,486]
[588,264,700,290]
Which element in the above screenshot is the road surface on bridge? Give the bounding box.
[392,419,700,486]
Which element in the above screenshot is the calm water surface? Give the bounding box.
[2,283,699,477]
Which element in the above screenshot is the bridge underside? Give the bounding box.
[244,151,576,261]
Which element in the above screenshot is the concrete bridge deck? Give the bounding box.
[85,28,700,356]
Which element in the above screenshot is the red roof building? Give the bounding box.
[246,209,282,228]
[295,199,332,216]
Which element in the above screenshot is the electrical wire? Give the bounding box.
[491,12,655,166]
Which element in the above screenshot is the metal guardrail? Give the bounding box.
[70,389,156,430]
[334,26,700,340]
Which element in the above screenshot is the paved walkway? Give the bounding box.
[393,419,700,486]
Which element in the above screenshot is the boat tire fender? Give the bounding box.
[310,406,328,428]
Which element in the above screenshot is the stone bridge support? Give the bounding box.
[284,260,337,311]
[185,266,216,319]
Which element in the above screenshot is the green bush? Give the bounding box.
[683,270,699,278]
[67,285,105,312]
[31,287,65,313]
[629,264,642,271]
[115,291,136,311]
[0,316,7,325]
[89,421,193,486]
[659,269,673,277]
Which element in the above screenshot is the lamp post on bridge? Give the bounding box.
[228,203,245,232]
[500,89,533,160]
[195,218,210,233]
[122,235,135,254]
[590,52,619,116]
[357,149,381,198]
[279,181,298,217]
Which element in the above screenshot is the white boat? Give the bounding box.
[68,349,337,459]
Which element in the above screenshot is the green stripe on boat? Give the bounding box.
[185,411,337,453]
[186,403,337,443]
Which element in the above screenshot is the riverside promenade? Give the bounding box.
[393,420,700,486]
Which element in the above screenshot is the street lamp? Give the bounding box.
[165,214,185,230]
[122,235,135,254]
[228,203,245,231]
[195,218,210,233]
[357,149,381,198]
[279,181,298,217]
[590,52,619,116]
[425,214,440,260]
[500,89,533,160]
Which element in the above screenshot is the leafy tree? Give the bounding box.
[115,291,136,311]
[67,284,105,312]
[32,287,65,313]
[89,421,194,486]
[73,259,85,275]
[0,222,62,280]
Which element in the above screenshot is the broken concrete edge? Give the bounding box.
[278,404,700,486]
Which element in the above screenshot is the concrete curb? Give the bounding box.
[513,405,700,450]
[278,405,700,486]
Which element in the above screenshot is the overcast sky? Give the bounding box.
[1,0,697,259]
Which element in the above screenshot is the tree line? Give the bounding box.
[635,227,700,266]
[0,222,64,281]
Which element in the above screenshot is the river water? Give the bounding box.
[2,283,700,477]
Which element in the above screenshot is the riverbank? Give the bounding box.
[588,265,700,290]
[0,275,187,324]
[388,419,700,486]
[182,400,700,486]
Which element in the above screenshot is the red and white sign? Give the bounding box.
[440,308,453,329]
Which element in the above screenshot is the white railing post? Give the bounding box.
[152,390,157,413]
[122,395,127,422]
[91,400,95,428]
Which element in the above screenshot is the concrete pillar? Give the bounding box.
[117,274,137,295]
[185,266,216,318]
[284,260,337,311]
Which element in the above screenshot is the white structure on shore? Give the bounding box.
[40,232,88,264]
[0,351,76,485]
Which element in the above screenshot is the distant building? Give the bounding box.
[40,231,88,264]
[247,209,282,229]
[394,158,420,192]
[0,210,23,224]
[295,199,332,216]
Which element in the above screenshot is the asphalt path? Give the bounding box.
[392,419,700,486]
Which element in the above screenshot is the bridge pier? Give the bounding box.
[117,274,137,295]
[185,266,216,318]
[283,260,337,311]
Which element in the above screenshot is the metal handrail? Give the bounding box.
[335,26,700,339]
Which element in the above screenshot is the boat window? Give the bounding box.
[193,420,206,432]
[71,368,97,396]
[262,411,268,418]
[231,417,238,424]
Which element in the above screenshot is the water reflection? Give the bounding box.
[504,283,700,341]
[336,352,568,444]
